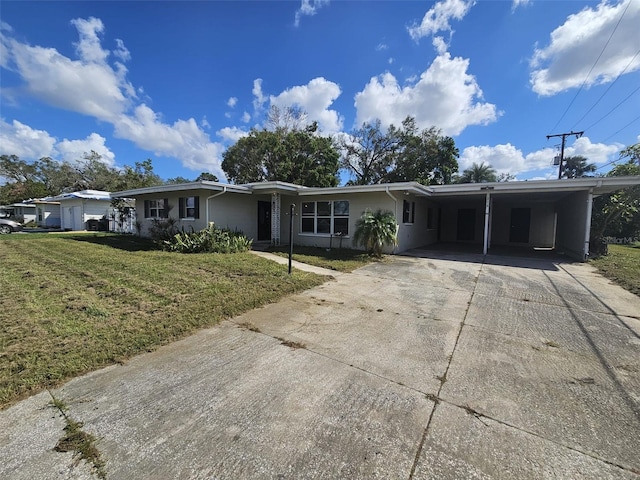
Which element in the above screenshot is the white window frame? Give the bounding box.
[403,199,415,224]
[144,199,167,219]
[300,200,349,236]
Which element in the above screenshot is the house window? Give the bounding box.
[301,200,349,235]
[403,200,415,224]
[179,196,200,219]
[144,199,168,218]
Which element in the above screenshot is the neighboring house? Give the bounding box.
[49,190,113,231]
[31,199,61,228]
[112,177,640,261]
[2,203,37,225]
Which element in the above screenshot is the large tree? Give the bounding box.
[0,153,163,204]
[562,155,596,179]
[221,122,339,187]
[456,162,497,183]
[590,144,640,254]
[340,116,459,185]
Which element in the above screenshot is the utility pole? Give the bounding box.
[546,131,584,179]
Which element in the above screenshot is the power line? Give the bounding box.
[546,130,584,179]
[571,48,640,131]
[584,84,640,132]
[602,114,640,143]
[548,0,632,133]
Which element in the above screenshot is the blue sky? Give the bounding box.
[1,0,639,184]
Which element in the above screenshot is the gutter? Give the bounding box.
[206,186,227,224]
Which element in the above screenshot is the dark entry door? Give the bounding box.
[257,201,271,241]
[509,208,531,243]
[457,208,476,241]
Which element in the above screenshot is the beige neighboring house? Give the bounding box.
[112,176,640,261]
[49,190,113,231]
[30,199,61,228]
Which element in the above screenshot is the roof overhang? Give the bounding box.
[111,181,251,198]
[298,181,432,197]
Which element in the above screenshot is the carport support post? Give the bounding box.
[288,203,295,274]
[483,192,491,255]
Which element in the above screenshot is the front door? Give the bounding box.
[509,207,531,243]
[257,201,271,241]
[457,208,476,241]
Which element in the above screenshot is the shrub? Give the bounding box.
[163,223,253,254]
[148,217,179,243]
[353,209,398,257]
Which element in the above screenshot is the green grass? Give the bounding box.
[590,243,640,297]
[0,233,326,408]
[266,245,376,272]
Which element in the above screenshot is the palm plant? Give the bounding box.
[353,209,398,257]
[561,155,596,178]
[458,162,497,183]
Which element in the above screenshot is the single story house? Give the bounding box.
[49,190,113,231]
[30,199,61,228]
[2,202,37,225]
[112,176,640,261]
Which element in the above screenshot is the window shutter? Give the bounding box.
[411,202,415,223]
[163,198,169,218]
[178,197,185,219]
[194,196,200,219]
[144,200,150,218]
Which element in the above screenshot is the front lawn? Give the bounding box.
[0,233,326,408]
[267,245,376,272]
[590,243,640,297]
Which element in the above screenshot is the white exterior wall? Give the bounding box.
[556,190,591,261]
[36,204,61,228]
[59,199,110,230]
[209,193,260,239]
[438,200,485,243]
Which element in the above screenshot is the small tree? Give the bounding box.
[353,209,398,257]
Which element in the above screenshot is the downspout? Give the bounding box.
[583,188,594,261]
[206,186,227,224]
[385,186,399,253]
[483,192,491,255]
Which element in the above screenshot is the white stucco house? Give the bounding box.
[112,176,640,261]
[50,190,112,231]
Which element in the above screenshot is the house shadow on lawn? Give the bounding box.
[66,234,157,252]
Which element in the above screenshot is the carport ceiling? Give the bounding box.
[432,190,578,204]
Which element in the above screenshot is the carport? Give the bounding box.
[424,177,640,261]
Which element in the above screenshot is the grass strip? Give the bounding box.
[590,243,640,297]
[266,245,376,272]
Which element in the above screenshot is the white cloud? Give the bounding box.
[216,126,249,143]
[459,136,621,176]
[270,77,343,133]
[201,116,211,129]
[376,43,388,51]
[242,111,251,123]
[252,78,267,112]
[530,0,640,96]
[113,104,226,178]
[294,0,330,27]
[408,0,475,41]
[1,17,228,179]
[0,119,56,159]
[563,136,621,164]
[56,133,116,166]
[512,0,531,12]
[227,96,238,108]
[354,52,498,135]
[0,119,116,166]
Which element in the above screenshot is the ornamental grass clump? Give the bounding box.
[164,223,252,253]
[353,209,398,257]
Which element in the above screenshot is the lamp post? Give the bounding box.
[288,203,295,274]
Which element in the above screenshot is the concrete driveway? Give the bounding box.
[1,250,639,479]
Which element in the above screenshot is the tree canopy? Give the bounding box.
[561,155,596,179]
[340,116,459,185]
[221,121,340,187]
[0,153,163,205]
[456,162,497,183]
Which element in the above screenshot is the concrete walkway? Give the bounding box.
[1,251,639,479]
